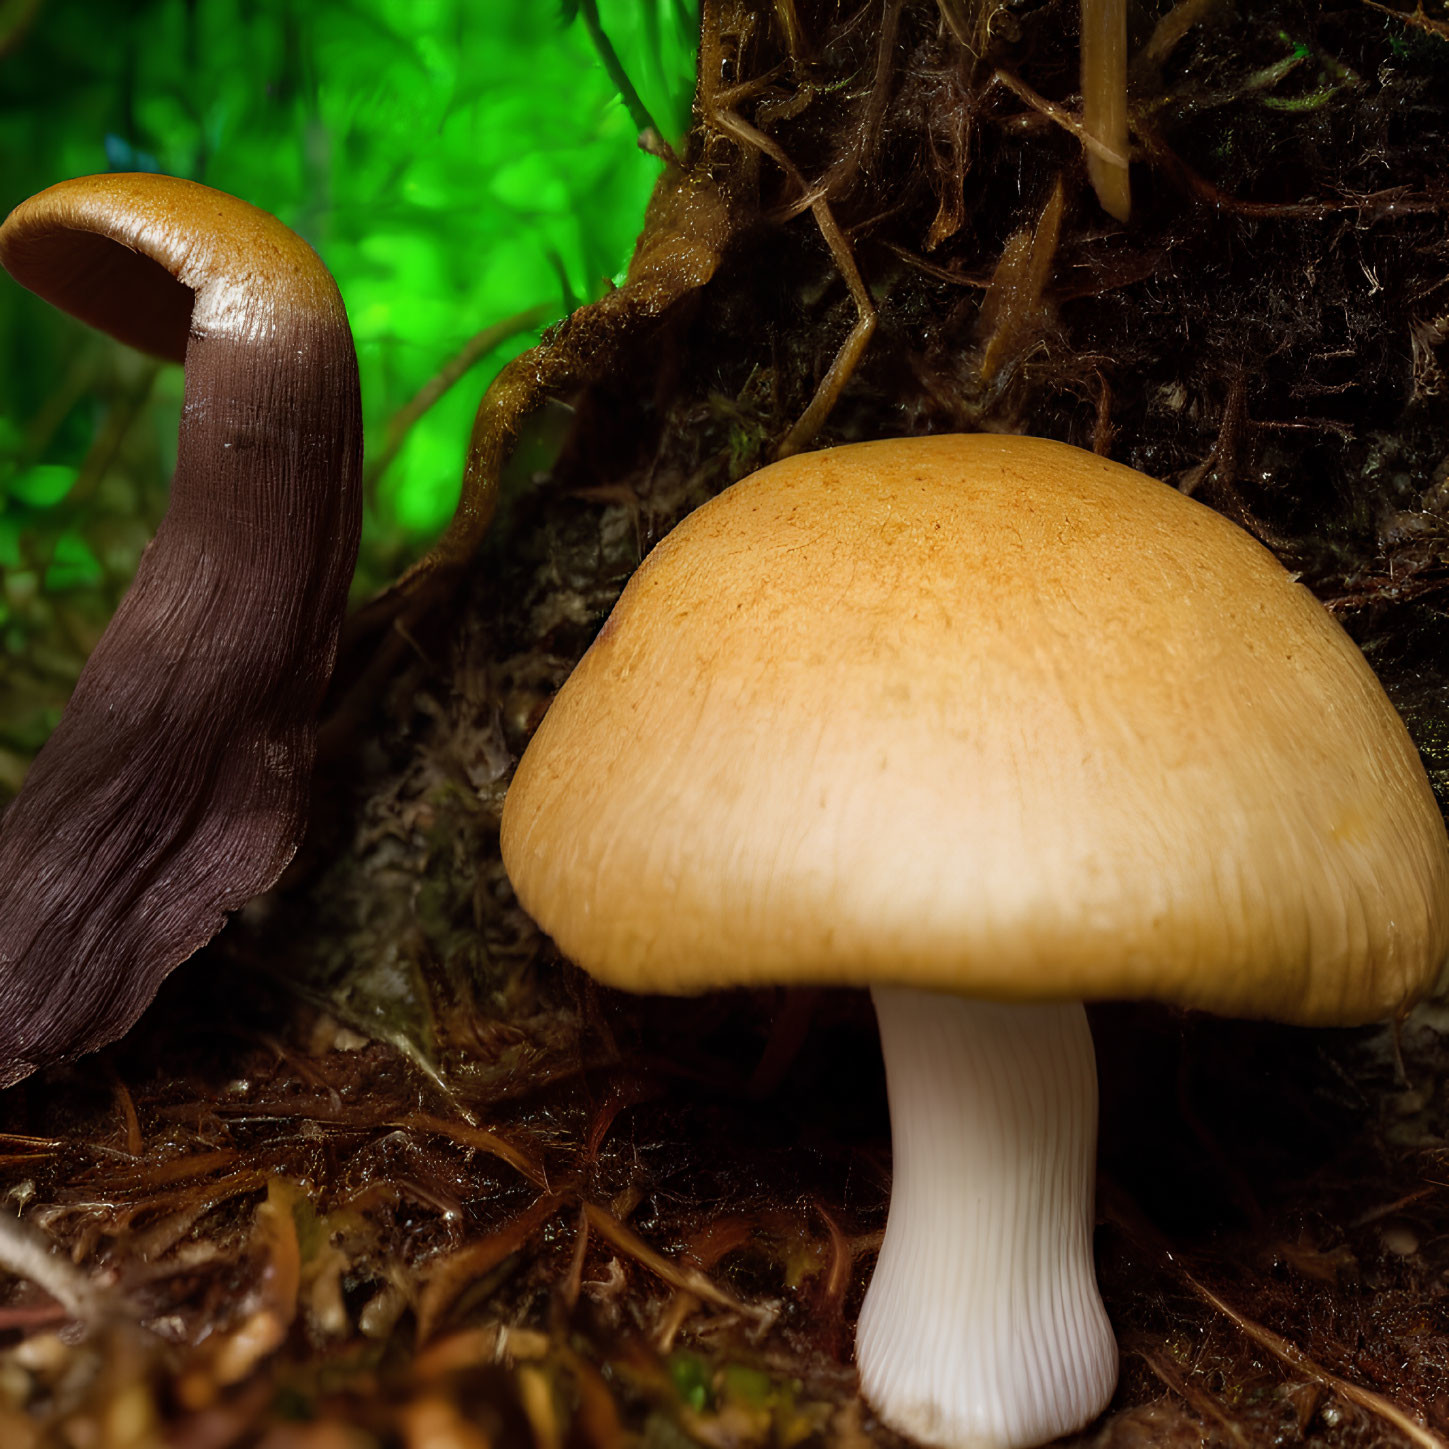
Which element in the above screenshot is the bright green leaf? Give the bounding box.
[7,464,79,508]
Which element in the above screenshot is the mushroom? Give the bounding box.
[498,434,1449,1449]
[0,174,361,1084]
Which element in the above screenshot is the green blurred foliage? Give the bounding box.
[0,0,698,780]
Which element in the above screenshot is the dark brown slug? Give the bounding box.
[0,174,362,1085]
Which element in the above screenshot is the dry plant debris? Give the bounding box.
[4,0,1449,1444]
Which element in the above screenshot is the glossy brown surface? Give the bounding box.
[0,174,362,1082]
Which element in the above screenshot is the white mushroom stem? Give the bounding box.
[857,988,1117,1449]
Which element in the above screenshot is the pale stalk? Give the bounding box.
[857,989,1117,1449]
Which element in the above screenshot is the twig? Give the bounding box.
[814,1202,853,1309]
[556,1203,589,1314]
[326,165,733,728]
[396,1112,549,1190]
[818,0,902,196]
[775,0,809,56]
[582,1202,769,1320]
[0,1132,63,1149]
[1081,0,1131,219]
[417,1194,562,1341]
[1350,1186,1435,1228]
[776,198,876,456]
[1107,1183,1447,1449]
[1180,1266,1448,1449]
[883,241,991,288]
[1360,0,1449,40]
[1136,1343,1249,1445]
[976,176,1064,384]
[1139,122,1440,218]
[0,1212,110,1324]
[109,1069,143,1156]
[937,0,979,50]
[577,0,682,164]
[702,102,876,458]
[993,68,1129,166]
[1137,0,1220,70]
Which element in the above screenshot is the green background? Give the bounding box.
[0,0,697,787]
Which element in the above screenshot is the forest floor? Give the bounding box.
[5,0,1449,1444]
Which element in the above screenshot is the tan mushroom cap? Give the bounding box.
[500,434,1449,1026]
[0,172,344,364]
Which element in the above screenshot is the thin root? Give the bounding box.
[582,1202,769,1320]
[993,68,1129,167]
[702,104,876,459]
[1182,1267,1448,1449]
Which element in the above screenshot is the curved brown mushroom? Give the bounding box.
[0,174,362,1084]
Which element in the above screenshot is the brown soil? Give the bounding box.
[4,1,1449,1446]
